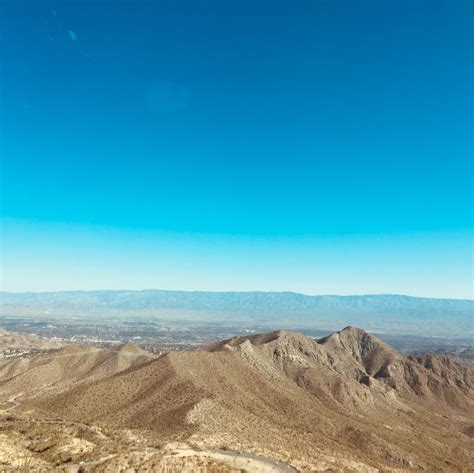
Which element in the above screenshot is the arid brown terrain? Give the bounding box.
[0,326,472,472]
[0,328,62,352]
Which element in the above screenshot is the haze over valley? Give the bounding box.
[2,290,472,338]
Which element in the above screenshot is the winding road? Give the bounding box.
[1,394,298,472]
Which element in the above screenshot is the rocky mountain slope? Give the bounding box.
[0,341,155,400]
[0,327,472,471]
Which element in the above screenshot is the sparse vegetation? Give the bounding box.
[0,327,472,471]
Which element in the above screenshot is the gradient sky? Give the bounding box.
[1,0,472,297]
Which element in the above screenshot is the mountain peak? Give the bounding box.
[318,326,399,378]
[202,329,316,353]
[1,326,472,471]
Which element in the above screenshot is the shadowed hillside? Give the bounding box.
[0,327,471,471]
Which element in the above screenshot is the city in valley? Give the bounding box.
[1,313,473,366]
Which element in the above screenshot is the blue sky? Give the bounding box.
[1,0,472,297]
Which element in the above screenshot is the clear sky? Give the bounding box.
[1,0,472,298]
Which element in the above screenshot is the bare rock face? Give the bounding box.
[319,326,399,376]
[209,326,473,413]
[1,327,473,472]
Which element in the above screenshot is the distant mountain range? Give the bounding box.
[1,290,472,337]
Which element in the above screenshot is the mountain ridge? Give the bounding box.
[2,290,472,337]
[2,289,472,302]
[0,326,472,471]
